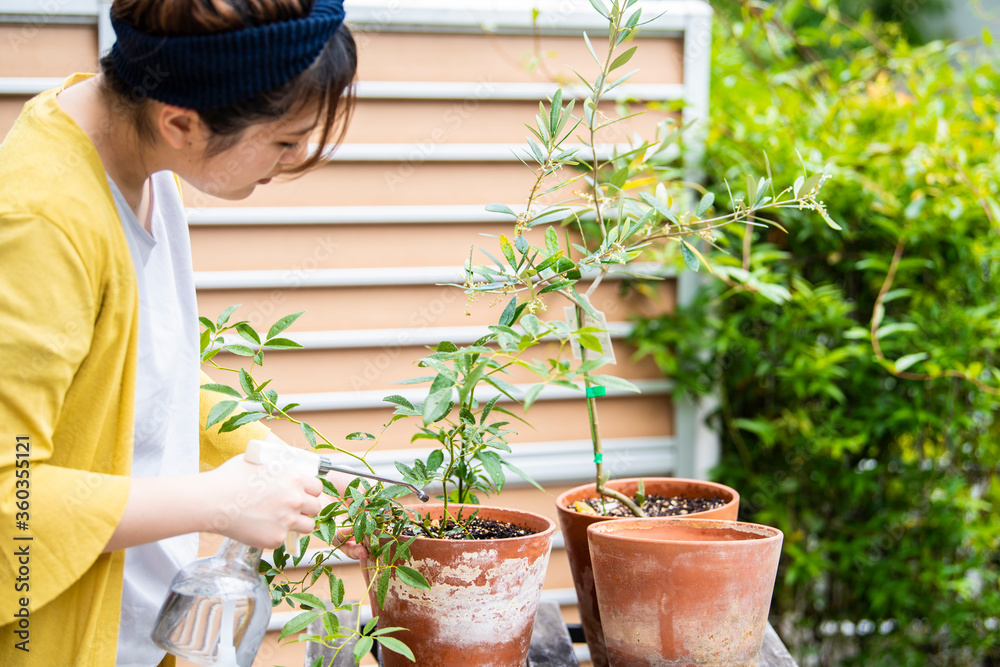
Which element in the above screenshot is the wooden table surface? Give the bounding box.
[306,602,799,666]
[526,603,799,667]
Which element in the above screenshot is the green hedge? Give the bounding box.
[629,4,1000,665]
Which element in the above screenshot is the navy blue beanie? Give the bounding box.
[110,0,346,110]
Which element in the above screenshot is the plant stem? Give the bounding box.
[440,430,456,506]
[206,356,377,472]
[585,266,610,297]
[456,429,465,504]
[578,304,645,516]
[743,211,755,272]
[587,23,620,239]
[869,236,1000,394]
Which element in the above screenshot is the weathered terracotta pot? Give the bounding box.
[362,503,555,667]
[555,478,739,667]
[588,518,783,666]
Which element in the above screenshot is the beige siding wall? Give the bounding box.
[0,6,698,665]
[0,24,97,75]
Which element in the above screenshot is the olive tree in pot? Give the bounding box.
[437,0,837,664]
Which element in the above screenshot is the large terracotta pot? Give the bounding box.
[362,503,555,667]
[588,518,783,666]
[555,478,739,667]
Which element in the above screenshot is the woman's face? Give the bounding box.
[181,105,317,200]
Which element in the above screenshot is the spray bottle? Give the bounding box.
[151,439,428,666]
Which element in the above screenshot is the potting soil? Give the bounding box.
[576,494,728,517]
[403,516,534,540]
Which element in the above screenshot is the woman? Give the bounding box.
[0,1,358,664]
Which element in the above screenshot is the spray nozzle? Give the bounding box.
[317,460,430,501]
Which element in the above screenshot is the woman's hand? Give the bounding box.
[332,526,368,560]
[201,454,325,549]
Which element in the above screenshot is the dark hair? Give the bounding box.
[99,0,356,174]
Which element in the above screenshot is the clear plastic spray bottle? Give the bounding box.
[151,440,428,666]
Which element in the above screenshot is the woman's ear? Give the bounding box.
[155,104,208,150]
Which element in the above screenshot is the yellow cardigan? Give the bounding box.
[0,75,268,666]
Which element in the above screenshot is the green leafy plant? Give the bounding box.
[198,308,428,664]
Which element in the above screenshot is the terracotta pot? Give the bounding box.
[588,518,783,666]
[362,503,555,667]
[555,478,739,667]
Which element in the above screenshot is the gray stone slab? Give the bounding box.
[528,602,580,666]
[760,622,799,667]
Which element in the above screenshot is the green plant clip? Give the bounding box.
[594,453,604,464]
[586,385,607,398]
